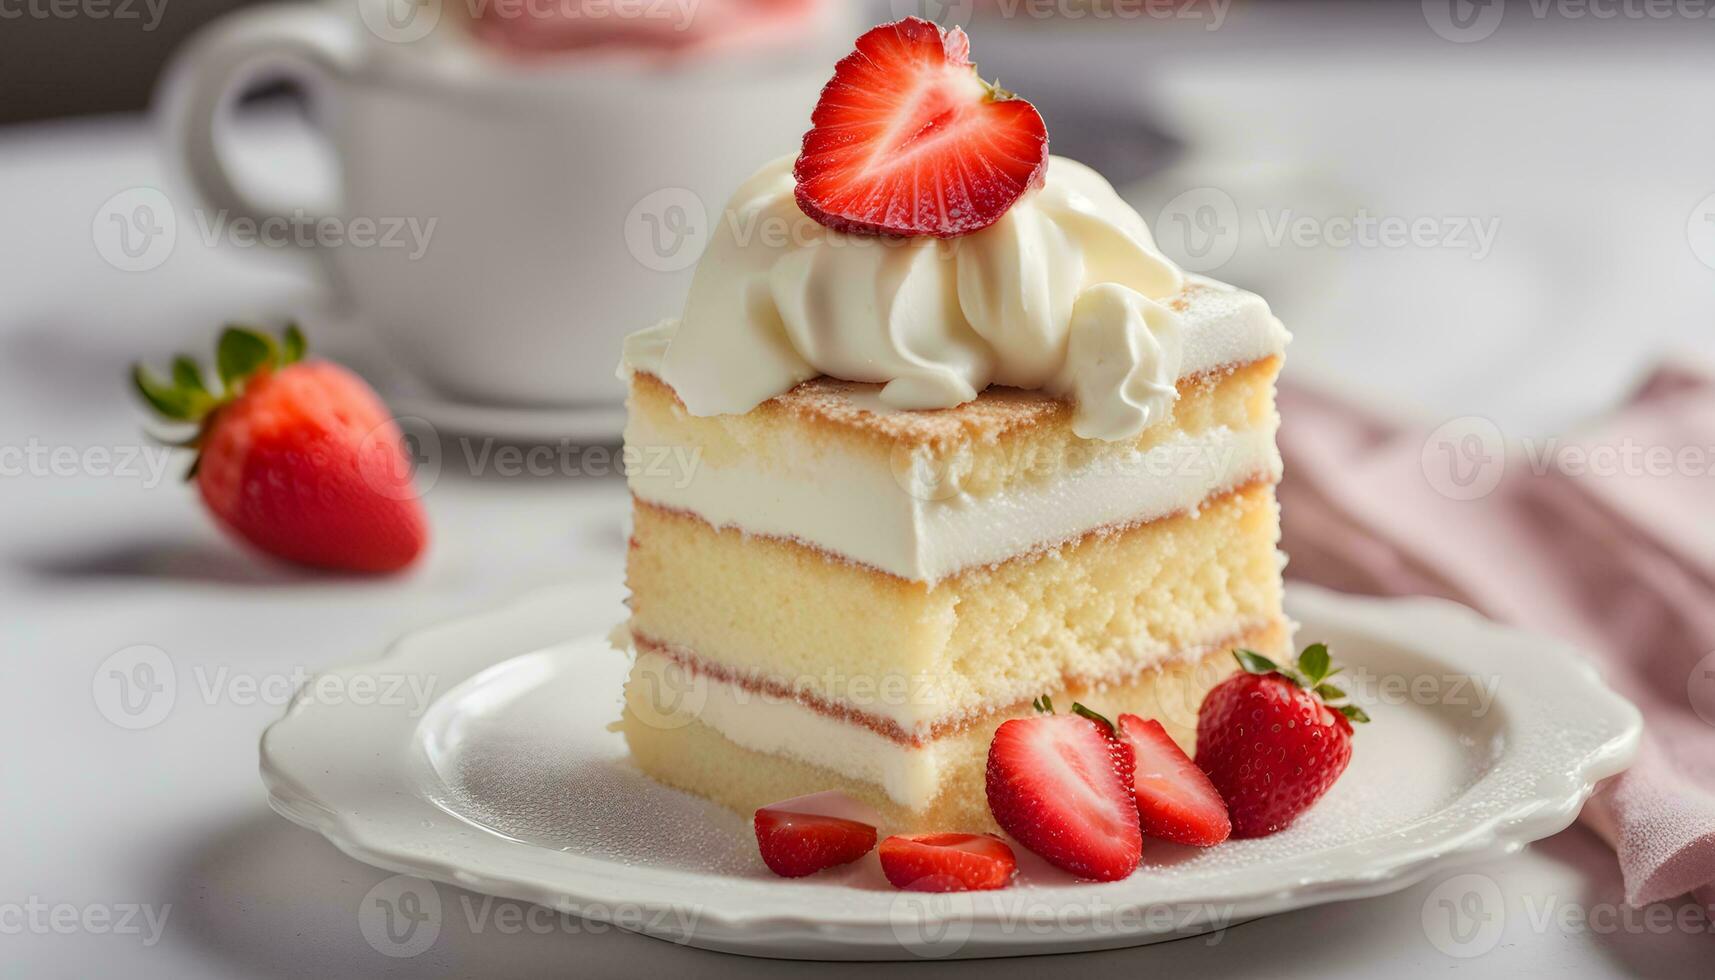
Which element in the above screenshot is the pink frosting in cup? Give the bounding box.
[467,0,832,60]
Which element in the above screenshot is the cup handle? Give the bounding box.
[154,3,362,241]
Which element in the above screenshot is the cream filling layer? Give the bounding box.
[626,416,1282,584]
[628,626,1269,809]
[629,649,954,810]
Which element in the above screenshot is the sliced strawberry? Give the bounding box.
[1116,715,1230,847]
[793,17,1049,239]
[985,713,1141,881]
[879,833,1016,892]
[753,806,876,878]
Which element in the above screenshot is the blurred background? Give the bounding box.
[5,2,1715,977]
[5,0,1712,434]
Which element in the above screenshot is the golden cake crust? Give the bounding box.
[632,353,1278,455]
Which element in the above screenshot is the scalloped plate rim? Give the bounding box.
[259,583,1642,958]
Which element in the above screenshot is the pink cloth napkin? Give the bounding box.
[1277,365,1715,907]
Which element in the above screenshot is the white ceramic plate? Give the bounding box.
[261,584,1641,960]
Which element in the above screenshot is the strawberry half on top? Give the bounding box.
[793,17,1050,239]
[985,697,1141,882]
[1196,644,1371,838]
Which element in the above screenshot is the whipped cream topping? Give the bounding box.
[650,154,1187,441]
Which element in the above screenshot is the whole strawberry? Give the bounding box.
[1196,644,1369,838]
[133,325,428,573]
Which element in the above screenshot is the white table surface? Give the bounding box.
[4,5,1713,977]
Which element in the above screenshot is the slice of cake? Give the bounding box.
[615,17,1290,834]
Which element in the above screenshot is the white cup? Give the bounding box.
[156,0,846,408]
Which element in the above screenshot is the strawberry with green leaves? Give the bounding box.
[133,325,428,573]
[1196,644,1370,838]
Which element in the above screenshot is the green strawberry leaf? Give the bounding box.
[172,356,209,397]
[216,326,277,391]
[132,324,311,482]
[1338,704,1371,724]
[282,323,307,365]
[1233,649,1281,676]
[1314,683,1347,701]
[1070,702,1115,734]
[1031,694,1055,715]
[132,364,197,421]
[1298,643,1331,684]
